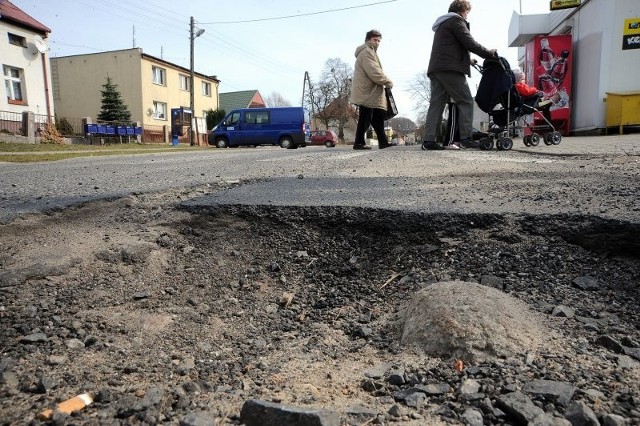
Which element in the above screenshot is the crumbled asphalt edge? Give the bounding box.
[1,203,638,425]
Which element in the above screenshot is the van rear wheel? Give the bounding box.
[279,136,293,149]
[215,137,229,148]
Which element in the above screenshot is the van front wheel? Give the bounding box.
[279,136,293,149]
[215,137,229,148]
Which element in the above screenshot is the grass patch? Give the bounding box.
[0,142,209,162]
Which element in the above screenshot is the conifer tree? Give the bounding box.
[97,77,131,123]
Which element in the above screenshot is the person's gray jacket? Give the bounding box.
[427,12,494,77]
[350,42,393,110]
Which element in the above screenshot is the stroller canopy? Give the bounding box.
[475,57,515,113]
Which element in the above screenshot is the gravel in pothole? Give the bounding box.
[1,205,639,425]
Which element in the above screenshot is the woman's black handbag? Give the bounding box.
[384,88,398,120]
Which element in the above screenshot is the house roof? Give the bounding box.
[219,90,265,112]
[0,0,50,35]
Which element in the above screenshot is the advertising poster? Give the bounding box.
[524,34,573,136]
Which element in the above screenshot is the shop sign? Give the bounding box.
[623,17,640,50]
[550,0,581,10]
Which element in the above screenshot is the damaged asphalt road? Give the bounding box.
[1,138,639,425]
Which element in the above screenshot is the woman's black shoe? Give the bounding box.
[353,145,372,150]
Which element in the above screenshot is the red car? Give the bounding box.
[308,130,337,148]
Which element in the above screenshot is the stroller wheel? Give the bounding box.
[498,137,513,151]
[551,131,562,145]
[479,137,494,150]
[530,133,540,147]
[544,133,554,145]
[523,135,531,146]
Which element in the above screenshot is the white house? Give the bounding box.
[509,0,640,133]
[0,0,53,120]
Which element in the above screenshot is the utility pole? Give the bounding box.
[189,17,195,146]
[189,17,205,146]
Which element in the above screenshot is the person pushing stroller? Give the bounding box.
[422,0,497,151]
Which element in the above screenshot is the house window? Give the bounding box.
[179,74,190,91]
[8,33,26,47]
[202,81,211,96]
[3,65,25,104]
[152,66,166,85]
[153,101,167,120]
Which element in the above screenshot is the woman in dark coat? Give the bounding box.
[422,0,496,150]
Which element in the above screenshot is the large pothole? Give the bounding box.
[1,202,639,425]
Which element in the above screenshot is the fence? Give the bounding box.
[35,114,84,137]
[1,110,207,145]
[0,110,22,135]
[0,110,85,138]
[142,124,167,143]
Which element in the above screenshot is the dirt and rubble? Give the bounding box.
[0,180,639,425]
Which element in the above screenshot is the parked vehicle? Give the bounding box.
[208,107,309,149]
[308,130,338,147]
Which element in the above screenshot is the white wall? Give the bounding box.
[567,0,606,131]
[561,0,640,131]
[0,21,53,117]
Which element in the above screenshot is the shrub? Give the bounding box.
[56,117,75,136]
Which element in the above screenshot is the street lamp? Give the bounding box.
[190,17,205,146]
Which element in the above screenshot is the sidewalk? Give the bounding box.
[509,133,639,156]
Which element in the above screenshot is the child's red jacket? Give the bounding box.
[515,81,539,97]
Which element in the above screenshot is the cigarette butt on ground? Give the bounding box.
[38,393,93,420]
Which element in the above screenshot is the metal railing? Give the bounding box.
[0,110,85,137]
[0,110,22,135]
[142,124,166,143]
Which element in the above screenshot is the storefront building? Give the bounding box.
[509,0,640,134]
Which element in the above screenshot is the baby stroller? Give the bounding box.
[474,57,562,150]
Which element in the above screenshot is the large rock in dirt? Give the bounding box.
[400,281,550,363]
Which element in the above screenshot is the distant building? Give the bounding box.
[0,0,53,121]
[50,48,220,129]
[509,0,640,133]
[219,90,265,112]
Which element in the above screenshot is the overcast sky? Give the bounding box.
[15,0,552,122]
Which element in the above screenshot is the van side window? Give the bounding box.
[227,112,241,126]
[245,111,269,124]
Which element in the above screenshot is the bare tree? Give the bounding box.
[407,70,431,129]
[307,58,356,142]
[264,92,292,107]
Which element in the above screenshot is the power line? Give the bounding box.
[200,0,399,24]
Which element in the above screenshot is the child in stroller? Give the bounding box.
[512,68,552,112]
[474,57,562,150]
